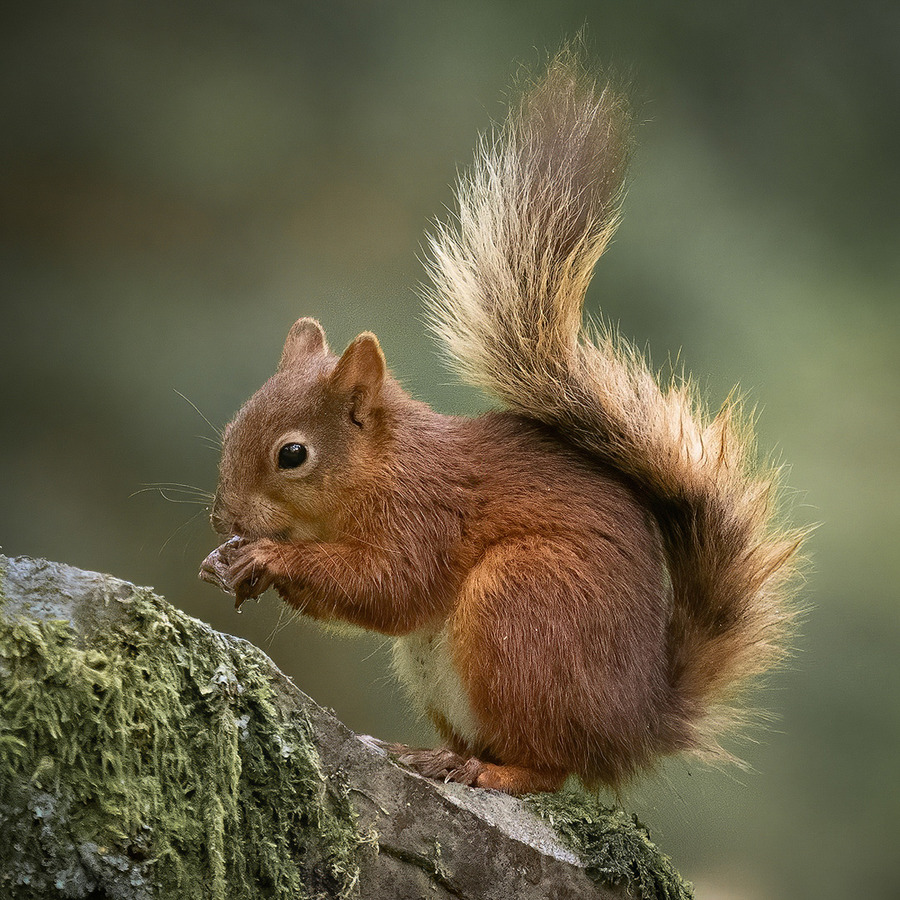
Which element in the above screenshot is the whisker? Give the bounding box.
[174,389,223,442]
[159,508,209,555]
[135,480,215,493]
[131,491,211,507]
[131,482,216,504]
[196,435,223,453]
[158,492,209,506]
[266,602,291,645]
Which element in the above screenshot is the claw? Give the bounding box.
[391,746,486,787]
[199,535,268,608]
[357,734,395,756]
[199,545,234,594]
[445,757,485,786]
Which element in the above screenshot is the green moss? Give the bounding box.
[0,564,363,899]
[525,789,693,900]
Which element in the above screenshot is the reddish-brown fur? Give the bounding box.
[205,369,676,790]
[200,50,803,794]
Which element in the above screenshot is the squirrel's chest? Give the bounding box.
[391,627,478,745]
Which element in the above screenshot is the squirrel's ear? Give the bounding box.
[278,318,329,372]
[330,333,386,425]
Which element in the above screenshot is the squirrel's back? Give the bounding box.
[423,47,805,764]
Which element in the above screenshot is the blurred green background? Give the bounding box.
[1,2,897,897]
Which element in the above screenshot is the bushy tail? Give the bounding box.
[423,48,804,757]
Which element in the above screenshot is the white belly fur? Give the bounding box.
[391,625,479,746]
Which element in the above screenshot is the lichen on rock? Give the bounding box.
[0,556,363,900]
[526,789,693,900]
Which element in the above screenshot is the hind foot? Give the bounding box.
[363,739,565,794]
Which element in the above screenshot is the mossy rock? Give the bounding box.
[0,555,692,899]
[0,556,361,899]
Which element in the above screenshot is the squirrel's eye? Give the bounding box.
[277,442,308,469]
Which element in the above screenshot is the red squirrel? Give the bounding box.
[199,51,802,795]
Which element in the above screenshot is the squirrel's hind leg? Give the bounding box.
[471,762,566,794]
[388,745,565,794]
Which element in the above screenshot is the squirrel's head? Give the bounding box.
[212,317,397,541]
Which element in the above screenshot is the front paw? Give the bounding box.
[199,535,246,594]
[200,536,283,607]
[227,537,287,606]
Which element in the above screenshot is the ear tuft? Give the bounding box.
[330,333,386,424]
[278,318,329,372]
